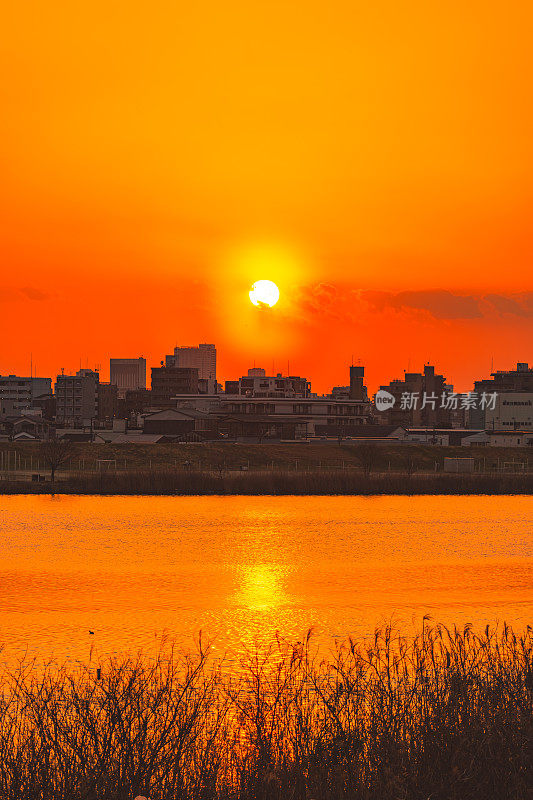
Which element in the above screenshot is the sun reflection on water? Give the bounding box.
[233,563,289,611]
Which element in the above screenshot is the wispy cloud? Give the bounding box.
[0,287,51,303]
[295,285,533,321]
[296,283,339,316]
[361,290,483,319]
[19,286,50,301]
[484,292,533,317]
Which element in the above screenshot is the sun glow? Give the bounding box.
[249,279,280,308]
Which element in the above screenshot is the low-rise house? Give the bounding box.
[405,428,486,446]
[142,408,217,438]
[216,414,309,441]
[486,431,533,447]
[460,431,491,446]
[0,414,50,441]
[314,424,407,442]
[94,431,165,444]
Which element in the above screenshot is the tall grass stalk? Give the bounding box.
[0,623,531,799]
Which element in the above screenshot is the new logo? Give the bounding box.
[374,390,396,412]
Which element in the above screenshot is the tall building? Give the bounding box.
[165,344,216,380]
[488,362,533,392]
[0,375,52,415]
[55,369,99,426]
[328,366,369,401]
[470,362,533,428]
[349,366,367,401]
[110,357,146,398]
[151,366,200,408]
[379,364,453,428]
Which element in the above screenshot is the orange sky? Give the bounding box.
[1,0,532,392]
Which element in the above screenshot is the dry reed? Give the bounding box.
[1,469,532,495]
[0,622,531,799]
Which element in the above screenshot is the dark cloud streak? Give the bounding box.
[297,285,533,321]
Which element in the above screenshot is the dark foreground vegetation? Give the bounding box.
[1,468,532,495]
[0,624,531,799]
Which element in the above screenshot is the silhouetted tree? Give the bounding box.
[40,438,73,482]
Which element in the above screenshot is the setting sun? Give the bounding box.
[249,280,280,308]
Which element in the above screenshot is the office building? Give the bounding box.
[110,358,146,398]
[165,344,216,380]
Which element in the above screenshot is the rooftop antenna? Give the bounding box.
[30,352,32,378]
[287,359,290,375]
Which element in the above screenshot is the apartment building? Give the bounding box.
[224,369,311,398]
[151,366,200,408]
[378,364,455,428]
[55,369,99,426]
[0,375,52,415]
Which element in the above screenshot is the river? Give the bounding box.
[0,494,531,668]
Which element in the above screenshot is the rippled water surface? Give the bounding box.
[0,494,531,665]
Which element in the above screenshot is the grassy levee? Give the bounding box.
[1,469,532,494]
[2,442,531,493]
[1,441,532,473]
[0,624,531,799]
